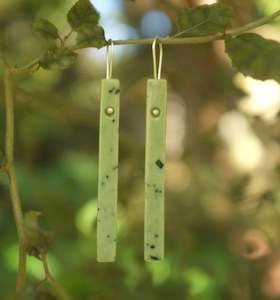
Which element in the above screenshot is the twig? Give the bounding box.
[63,29,74,44]
[111,9,280,46]
[4,70,27,298]
[9,58,40,75]
[41,255,73,300]
[4,9,280,73]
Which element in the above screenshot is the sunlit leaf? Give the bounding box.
[76,24,106,48]
[226,33,280,82]
[67,0,100,30]
[39,47,78,70]
[33,18,60,48]
[177,3,233,36]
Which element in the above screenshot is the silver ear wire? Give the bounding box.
[152,38,163,80]
[106,40,114,79]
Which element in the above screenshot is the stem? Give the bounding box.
[63,29,74,44]
[4,70,27,298]
[114,9,280,46]
[6,8,280,72]
[16,247,27,297]
[228,8,280,36]
[9,58,40,75]
[42,255,73,300]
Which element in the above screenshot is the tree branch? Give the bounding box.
[5,9,280,73]
[4,70,27,298]
[111,9,280,46]
[41,255,73,300]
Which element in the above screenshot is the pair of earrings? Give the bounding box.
[97,39,167,262]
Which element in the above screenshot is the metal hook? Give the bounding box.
[106,39,114,79]
[152,38,163,80]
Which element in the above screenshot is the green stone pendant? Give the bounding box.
[144,79,167,262]
[97,79,120,262]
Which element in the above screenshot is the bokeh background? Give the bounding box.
[1,0,280,299]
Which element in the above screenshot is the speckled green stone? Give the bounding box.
[145,79,167,262]
[97,79,120,262]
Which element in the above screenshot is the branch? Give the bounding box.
[41,255,73,300]
[9,58,40,75]
[4,70,27,298]
[6,9,280,74]
[112,9,280,46]
[228,8,280,36]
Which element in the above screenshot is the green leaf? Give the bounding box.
[67,0,100,30]
[225,33,280,83]
[76,24,106,48]
[177,4,233,36]
[33,18,60,48]
[39,47,78,70]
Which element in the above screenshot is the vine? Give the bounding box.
[1,0,280,298]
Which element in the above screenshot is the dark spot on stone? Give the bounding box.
[101,181,105,186]
[155,159,164,169]
[106,234,110,238]
[150,245,155,249]
[115,88,120,95]
[146,243,150,246]
[112,119,115,123]
[109,87,115,93]
[155,189,162,194]
[154,234,159,238]
[106,175,109,179]
[97,208,100,211]
[113,166,118,170]
[150,255,160,261]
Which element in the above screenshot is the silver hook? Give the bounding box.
[152,38,163,80]
[106,40,114,79]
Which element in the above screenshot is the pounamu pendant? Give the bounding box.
[145,79,167,262]
[97,79,120,262]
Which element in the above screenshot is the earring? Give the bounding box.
[144,39,167,261]
[97,40,120,262]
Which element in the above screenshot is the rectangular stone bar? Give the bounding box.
[97,79,120,262]
[145,79,167,262]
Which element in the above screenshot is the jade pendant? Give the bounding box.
[97,79,120,262]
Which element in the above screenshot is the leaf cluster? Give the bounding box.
[33,1,280,84]
[177,3,280,83]
[33,0,106,70]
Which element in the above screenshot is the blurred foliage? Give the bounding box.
[1,0,280,299]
